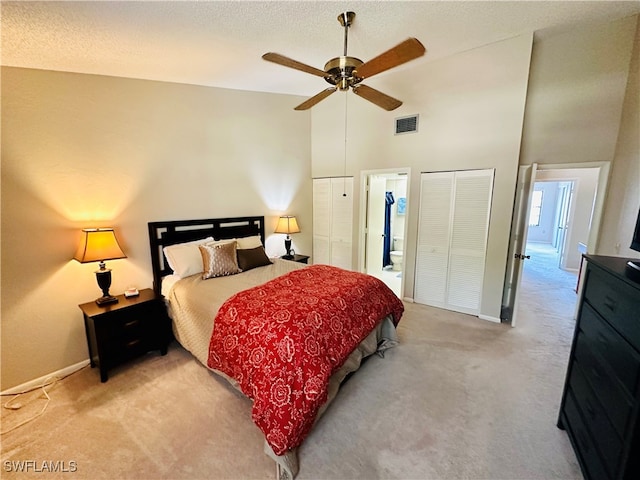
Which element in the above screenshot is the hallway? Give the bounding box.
[517,242,579,337]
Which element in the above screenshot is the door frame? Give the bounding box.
[502,161,610,325]
[359,167,411,296]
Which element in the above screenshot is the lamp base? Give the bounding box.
[96,295,119,306]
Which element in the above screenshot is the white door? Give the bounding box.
[313,177,353,269]
[366,176,387,274]
[414,169,494,316]
[556,182,574,269]
[446,170,494,313]
[414,172,454,307]
[312,178,331,265]
[330,177,353,270]
[502,164,538,326]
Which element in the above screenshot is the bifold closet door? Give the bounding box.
[415,169,494,315]
[313,177,353,269]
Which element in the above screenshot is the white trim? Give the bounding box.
[403,297,414,303]
[479,314,501,324]
[1,360,90,395]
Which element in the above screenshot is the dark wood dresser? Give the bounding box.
[558,255,640,480]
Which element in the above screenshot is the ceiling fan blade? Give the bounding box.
[262,52,327,78]
[354,38,426,80]
[294,88,337,110]
[352,84,402,111]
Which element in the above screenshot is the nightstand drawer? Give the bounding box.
[106,310,150,338]
[584,267,640,351]
[104,337,153,366]
[580,303,640,396]
[574,333,633,436]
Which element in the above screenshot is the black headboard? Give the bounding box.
[148,216,265,295]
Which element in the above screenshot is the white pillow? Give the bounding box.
[236,235,263,250]
[163,237,213,278]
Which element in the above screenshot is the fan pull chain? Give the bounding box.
[343,93,348,197]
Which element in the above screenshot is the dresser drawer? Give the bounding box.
[563,389,610,480]
[574,333,634,436]
[580,303,640,396]
[584,267,640,351]
[569,362,622,477]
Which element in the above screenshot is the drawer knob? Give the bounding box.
[126,339,141,349]
[124,320,140,328]
[603,295,617,311]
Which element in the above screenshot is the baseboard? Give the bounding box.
[479,314,501,324]
[402,297,414,303]
[1,359,90,395]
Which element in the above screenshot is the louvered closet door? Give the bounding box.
[330,177,353,270]
[414,172,454,307]
[312,178,331,265]
[415,169,494,315]
[312,177,353,269]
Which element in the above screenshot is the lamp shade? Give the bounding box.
[74,228,127,263]
[274,216,301,235]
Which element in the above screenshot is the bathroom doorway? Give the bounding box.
[360,169,410,298]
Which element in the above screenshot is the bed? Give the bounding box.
[148,216,404,479]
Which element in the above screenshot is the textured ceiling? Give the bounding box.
[3,1,640,97]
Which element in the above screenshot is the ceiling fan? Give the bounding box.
[262,11,426,111]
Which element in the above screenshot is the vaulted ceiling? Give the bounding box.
[3,1,640,97]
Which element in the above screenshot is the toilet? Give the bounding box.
[390,237,404,271]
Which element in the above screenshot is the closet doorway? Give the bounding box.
[359,169,410,298]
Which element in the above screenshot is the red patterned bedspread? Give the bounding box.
[207,264,404,455]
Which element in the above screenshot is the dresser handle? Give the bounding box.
[596,332,609,348]
[124,320,139,328]
[603,295,617,312]
[126,339,141,349]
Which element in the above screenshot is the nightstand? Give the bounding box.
[79,288,171,382]
[282,254,310,264]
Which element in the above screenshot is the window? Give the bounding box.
[529,190,543,226]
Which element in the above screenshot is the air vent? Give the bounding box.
[395,114,419,135]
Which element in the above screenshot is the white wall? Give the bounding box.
[520,15,638,261]
[527,182,560,244]
[312,34,534,321]
[1,68,312,390]
[535,169,600,269]
[598,16,640,258]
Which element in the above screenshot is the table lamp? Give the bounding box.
[74,228,127,305]
[274,216,300,259]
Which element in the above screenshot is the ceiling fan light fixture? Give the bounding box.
[262,11,426,110]
[324,56,363,90]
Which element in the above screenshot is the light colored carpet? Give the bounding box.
[1,254,582,479]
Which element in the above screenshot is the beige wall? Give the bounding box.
[311,34,534,321]
[311,15,638,321]
[521,15,639,259]
[2,14,638,390]
[1,68,312,390]
[599,16,640,258]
